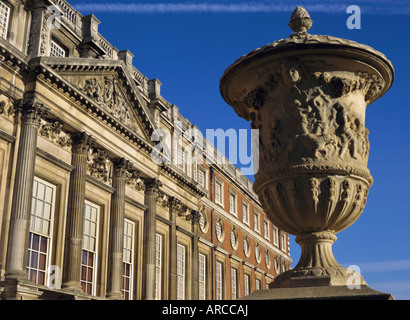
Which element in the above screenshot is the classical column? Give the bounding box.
[167,196,180,300]
[142,178,162,300]
[107,158,132,299]
[62,132,95,292]
[5,100,49,279]
[187,210,200,300]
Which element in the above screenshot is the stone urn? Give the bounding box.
[220,7,394,290]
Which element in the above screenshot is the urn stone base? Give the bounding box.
[240,285,394,300]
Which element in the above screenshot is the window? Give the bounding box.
[215,180,223,206]
[255,244,261,263]
[81,201,99,295]
[0,1,10,39]
[198,168,207,190]
[229,192,237,216]
[255,279,261,291]
[122,219,135,300]
[230,268,238,300]
[177,244,186,300]
[281,233,287,252]
[199,210,208,233]
[265,250,271,269]
[243,236,250,257]
[272,226,279,246]
[263,220,270,240]
[244,274,250,297]
[27,178,56,286]
[254,210,260,233]
[155,233,162,300]
[177,138,186,173]
[215,219,224,242]
[242,202,249,225]
[215,261,223,299]
[230,227,238,250]
[198,253,206,300]
[50,39,66,57]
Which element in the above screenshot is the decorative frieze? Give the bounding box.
[38,119,72,151]
[0,96,14,119]
[76,75,136,131]
[125,170,145,191]
[87,148,112,186]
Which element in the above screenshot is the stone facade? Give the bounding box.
[0,0,291,300]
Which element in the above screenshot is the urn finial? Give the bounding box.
[289,6,313,34]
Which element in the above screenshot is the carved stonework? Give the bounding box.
[75,75,136,131]
[71,132,95,155]
[220,7,394,290]
[112,158,133,178]
[38,119,72,151]
[87,148,112,186]
[144,178,163,195]
[0,96,14,119]
[16,100,50,127]
[126,170,145,191]
[186,210,201,225]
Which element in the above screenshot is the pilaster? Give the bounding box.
[142,177,162,300]
[62,132,95,292]
[5,99,49,280]
[106,158,132,299]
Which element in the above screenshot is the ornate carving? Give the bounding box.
[87,148,112,185]
[0,97,14,119]
[167,196,188,217]
[186,210,201,224]
[125,170,145,191]
[77,76,136,130]
[112,158,133,178]
[144,178,163,195]
[71,132,95,155]
[38,119,72,151]
[16,99,50,126]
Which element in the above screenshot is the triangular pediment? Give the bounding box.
[38,57,156,143]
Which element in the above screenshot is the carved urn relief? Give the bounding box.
[220,7,394,288]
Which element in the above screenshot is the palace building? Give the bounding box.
[0,0,291,300]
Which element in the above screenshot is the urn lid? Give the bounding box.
[220,6,394,110]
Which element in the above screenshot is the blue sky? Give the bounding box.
[70,0,410,299]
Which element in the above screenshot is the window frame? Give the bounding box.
[177,243,186,300]
[229,190,237,216]
[215,260,224,300]
[155,233,163,300]
[27,177,57,287]
[50,38,67,57]
[242,201,249,226]
[198,253,207,300]
[230,267,238,300]
[122,218,135,300]
[0,1,11,40]
[253,209,260,233]
[81,200,100,296]
[214,178,224,207]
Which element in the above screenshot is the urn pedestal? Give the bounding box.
[220,7,394,299]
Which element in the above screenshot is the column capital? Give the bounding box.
[112,158,133,178]
[16,99,50,126]
[71,132,96,155]
[186,210,201,225]
[144,178,162,195]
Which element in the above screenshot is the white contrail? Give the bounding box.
[71,1,410,15]
[342,259,410,273]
